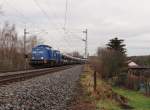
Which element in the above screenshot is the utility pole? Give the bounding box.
[83,29,88,59]
[93,70,97,91]
[24,28,29,70]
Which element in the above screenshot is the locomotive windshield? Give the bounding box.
[32,47,51,60]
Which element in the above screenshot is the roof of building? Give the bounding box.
[128,61,139,67]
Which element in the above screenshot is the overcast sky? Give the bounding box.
[1,0,150,56]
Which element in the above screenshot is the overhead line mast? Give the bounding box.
[64,0,68,31]
[63,0,88,58]
[83,29,88,59]
[63,0,75,52]
[24,28,29,70]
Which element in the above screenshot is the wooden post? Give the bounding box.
[94,70,97,91]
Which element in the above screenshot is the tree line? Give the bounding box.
[90,37,127,85]
[0,22,38,72]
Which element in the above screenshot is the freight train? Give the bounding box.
[30,45,86,67]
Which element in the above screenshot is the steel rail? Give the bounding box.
[0,65,75,85]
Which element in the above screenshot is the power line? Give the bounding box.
[63,0,78,52]
[32,0,67,50]
[32,0,64,51]
[66,31,84,41]
[63,0,84,54]
[63,31,85,55]
[4,0,28,24]
[64,0,68,30]
[33,0,62,30]
[33,0,80,53]
[33,0,50,20]
[36,0,74,52]
[2,0,67,53]
[41,0,63,28]
[3,0,41,30]
[3,0,83,54]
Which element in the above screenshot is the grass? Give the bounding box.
[96,99,121,110]
[81,65,122,110]
[113,87,150,110]
[81,65,150,110]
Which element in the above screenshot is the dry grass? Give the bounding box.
[80,64,121,110]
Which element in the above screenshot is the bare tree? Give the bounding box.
[94,47,126,79]
[0,21,43,72]
[0,22,18,70]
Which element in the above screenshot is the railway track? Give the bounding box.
[0,65,75,85]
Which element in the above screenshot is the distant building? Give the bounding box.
[127,60,150,95]
[128,61,139,67]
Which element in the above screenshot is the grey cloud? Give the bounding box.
[1,0,150,56]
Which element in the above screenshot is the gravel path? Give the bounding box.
[0,65,83,110]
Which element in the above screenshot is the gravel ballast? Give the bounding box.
[0,65,83,110]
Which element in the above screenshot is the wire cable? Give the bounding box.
[33,0,62,30]
[4,0,29,24]
[64,0,68,30]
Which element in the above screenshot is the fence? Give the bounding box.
[127,67,150,95]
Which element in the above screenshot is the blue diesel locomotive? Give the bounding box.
[30,44,85,67]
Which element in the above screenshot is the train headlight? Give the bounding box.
[41,57,44,59]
